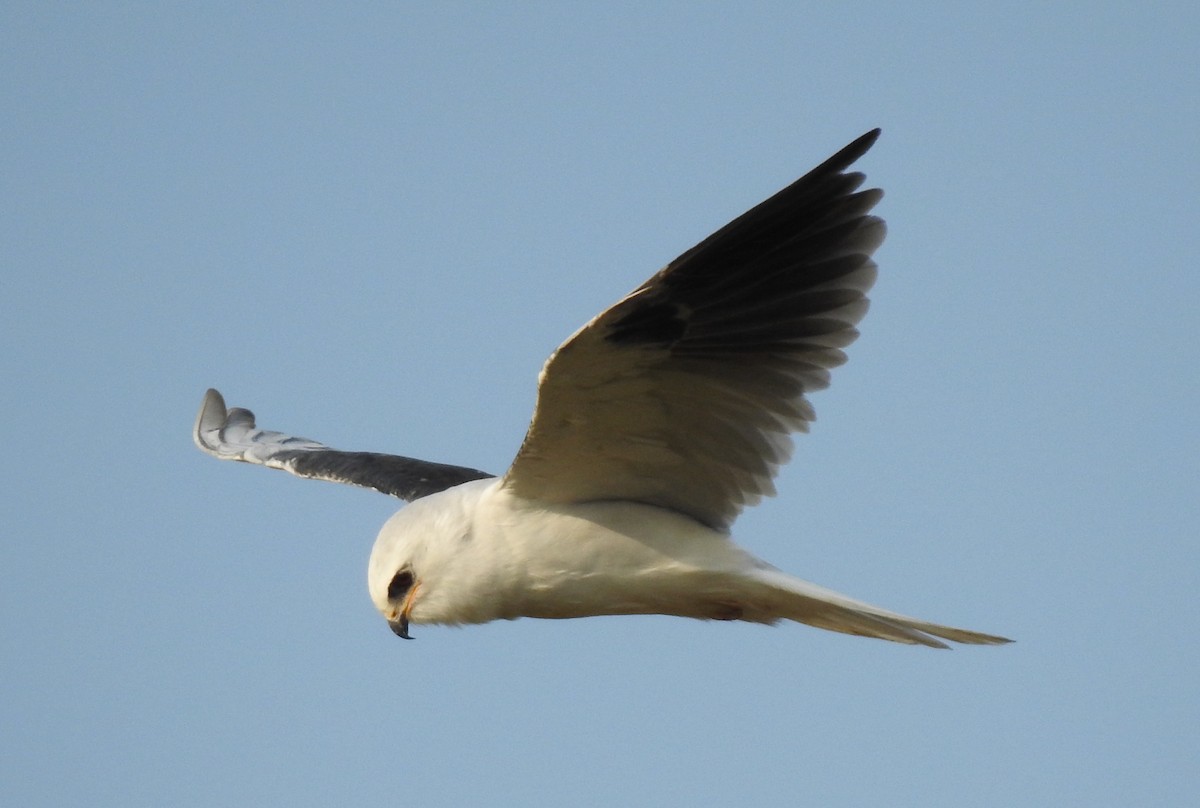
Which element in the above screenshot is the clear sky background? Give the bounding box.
[4,4,1197,806]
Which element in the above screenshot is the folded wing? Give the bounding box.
[502,130,885,529]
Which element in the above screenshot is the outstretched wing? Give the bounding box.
[193,389,494,501]
[502,130,885,530]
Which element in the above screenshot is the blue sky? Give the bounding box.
[3,3,1197,806]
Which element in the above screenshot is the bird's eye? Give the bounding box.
[387,570,415,601]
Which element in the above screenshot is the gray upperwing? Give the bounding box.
[193,389,494,501]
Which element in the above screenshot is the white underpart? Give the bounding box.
[367,479,1010,648]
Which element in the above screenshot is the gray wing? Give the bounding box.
[193,389,494,501]
[502,130,885,530]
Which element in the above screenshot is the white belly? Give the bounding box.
[472,483,765,621]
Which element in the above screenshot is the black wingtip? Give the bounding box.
[818,129,882,175]
[854,128,882,149]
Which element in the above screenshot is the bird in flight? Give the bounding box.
[195,129,1011,648]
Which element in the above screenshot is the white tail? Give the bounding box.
[751,568,1012,649]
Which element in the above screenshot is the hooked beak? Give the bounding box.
[388,615,412,640]
[387,581,421,640]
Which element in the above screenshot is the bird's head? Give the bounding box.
[367,501,440,639]
[366,479,495,640]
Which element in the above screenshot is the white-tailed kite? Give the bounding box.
[195,130,1011,648]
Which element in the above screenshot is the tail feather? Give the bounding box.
[751,568,1012,648]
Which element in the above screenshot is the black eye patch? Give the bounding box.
[387,570,415,601]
